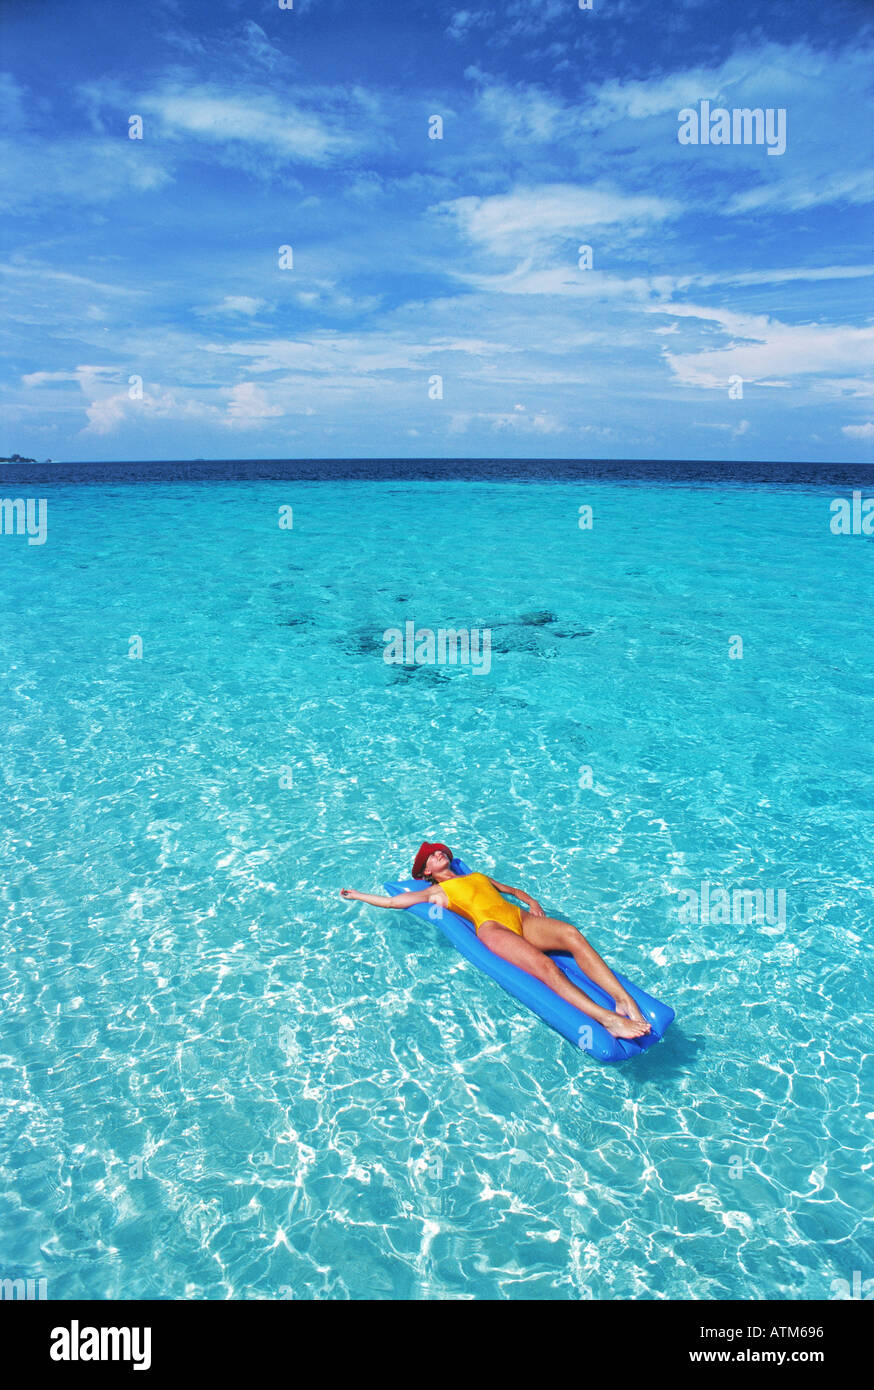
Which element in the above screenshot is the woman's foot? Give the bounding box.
[601,1011,651,1039]
[612,993,649,1028]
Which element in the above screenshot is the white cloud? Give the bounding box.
[139,84,364,164]
[196,296,267,317]
[586,69,723,123]
[727,169,874,216]
[162,18,289,75]
[815,379,874,399]
[22,364,118,393]
[690,264,874,289]
[449,408,562,434]
[695,418,751,438]
[82,386,216,435]
[83,392,132,434]
[447,10,478,41]
[582,40,833,128]
[3,262,142,297]
[203,331,515,378]
[473,80,574,144]
[455,263,665,300]
[572,39,874,218]
[223,382,284,428]
[18,364,218,435]
[0,134,171,212]
[23,369,83,386]
[841,422,874,440]
[656,303,874,389]
[242,22,285,72]
[440,183,678,258]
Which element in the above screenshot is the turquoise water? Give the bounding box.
[1,469,872,1299]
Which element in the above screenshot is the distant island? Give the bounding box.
[0,454,51,463]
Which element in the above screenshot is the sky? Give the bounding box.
[1,0,873,463]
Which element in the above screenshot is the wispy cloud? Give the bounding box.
[138,84,365,164]
[658,304,874,389]
[439,183,678,259]
[726,169,874,215]
[195,296,268,317]
[0,134,171,212]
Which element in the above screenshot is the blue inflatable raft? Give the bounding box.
[384,857,674,1062]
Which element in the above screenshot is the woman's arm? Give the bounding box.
[340,887,434,908]
[487,877,546,917]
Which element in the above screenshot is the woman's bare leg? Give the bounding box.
[477,921,650,1039]
[520,914,649,1027]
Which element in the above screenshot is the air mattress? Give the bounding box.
[384,857,675,1062]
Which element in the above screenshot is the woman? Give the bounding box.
[340,840,651,1040]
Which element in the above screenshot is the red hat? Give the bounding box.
[411,841,453,879]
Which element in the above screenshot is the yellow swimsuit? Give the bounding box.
[439,873,525,937]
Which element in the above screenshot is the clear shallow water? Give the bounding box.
[1,464,872,1300]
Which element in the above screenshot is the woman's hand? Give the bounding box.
[340,888,360,900]
[526,899,546,917]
